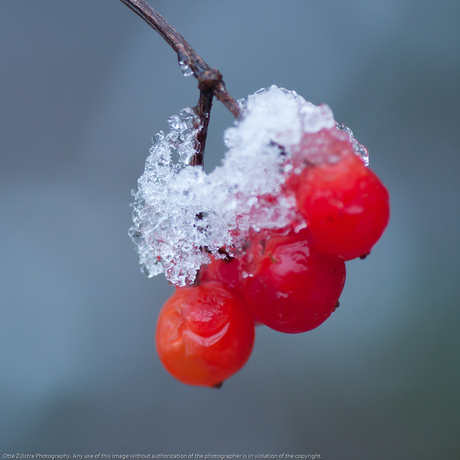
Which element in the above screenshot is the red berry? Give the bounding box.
[199,255,264,326]
[239,228,346,334]
[155,281,255,387]
[199,256,242,293]
[288,129,390,260]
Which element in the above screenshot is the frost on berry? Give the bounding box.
[129,85,368,286]
[336,122,369,166]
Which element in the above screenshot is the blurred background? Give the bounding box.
[1,0,459,457]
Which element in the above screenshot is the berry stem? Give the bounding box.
[119,0,241,165]
[190,89,213,166]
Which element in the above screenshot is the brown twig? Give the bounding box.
[190,90,213,166]
[119,0,241,166]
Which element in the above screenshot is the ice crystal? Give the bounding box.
[129,85,368,286]
[336,122,369,166]
[178,60,193,77]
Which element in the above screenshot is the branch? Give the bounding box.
[119,0,241,118]
[190,90,213,166]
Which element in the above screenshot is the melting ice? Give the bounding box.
[129,85,368,286]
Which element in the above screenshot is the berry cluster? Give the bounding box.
[155,127,390,388]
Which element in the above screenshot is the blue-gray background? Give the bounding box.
[1,0,459,457]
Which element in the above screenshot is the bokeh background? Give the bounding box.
[1,0,459,457]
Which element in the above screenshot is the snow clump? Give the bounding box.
[129,85,365,286]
